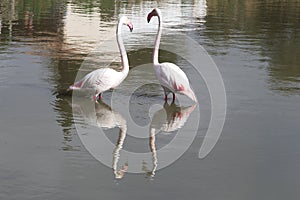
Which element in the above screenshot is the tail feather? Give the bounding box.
[69,85,81,90]
[69,80,84,90]
[181,89,197,102]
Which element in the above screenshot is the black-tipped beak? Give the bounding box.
[147,9,157,23]
[128,23,133,32]
[147,14,151,23]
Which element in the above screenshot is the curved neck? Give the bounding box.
[116,22,129,74]
[153,15,162,65]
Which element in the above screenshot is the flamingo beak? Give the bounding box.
[147,13,152,23]
[127,22,133,32]
[147,9,157,23]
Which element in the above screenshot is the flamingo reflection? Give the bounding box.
[72,99,196,180]
[72,98,128,179]
[142,102,196,179]
[150,102,197,134]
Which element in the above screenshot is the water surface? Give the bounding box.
[0,0,300,199]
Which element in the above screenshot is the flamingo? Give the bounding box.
[69,16,133,101]
[147,8,197,103]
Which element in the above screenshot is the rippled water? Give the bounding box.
[0,0,300,199]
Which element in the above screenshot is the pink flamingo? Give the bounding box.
[69,16,133,101]
[147,8,197,103]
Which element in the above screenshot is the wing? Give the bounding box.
[80,68,120,92]
[154,62,197,102]
[154,62,191,93]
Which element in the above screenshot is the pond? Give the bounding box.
[0,0,299,199]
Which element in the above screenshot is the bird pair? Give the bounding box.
[69,8,197,103]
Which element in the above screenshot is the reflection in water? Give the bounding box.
[72,98,126,130]
[193,0,207,22]
[53,97,78,151]
[94,101,129,179]
[72,98,195,179]
[24,11,34,35]
[206,0,300,94]
[151,102,197,134]
[143,102,196,179]
[72,98,128,179]
[112,127,128,179]
[142,130,158,180]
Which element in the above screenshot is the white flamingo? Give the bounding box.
[69,16,133,101]
[147,8,197,102]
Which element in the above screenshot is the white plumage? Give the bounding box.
[148,8,197,102]
[69,16,133,101]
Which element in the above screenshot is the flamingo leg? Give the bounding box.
[93,93,102,102]
[93,95,97,102]
[172,93,175,103]
[97,93,103,101]
[164,94,168,102]
[163,86,170,102]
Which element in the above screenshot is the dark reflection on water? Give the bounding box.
[0,0,300,199]
[205,0,300,94]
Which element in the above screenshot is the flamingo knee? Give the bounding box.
[164,94,168,101]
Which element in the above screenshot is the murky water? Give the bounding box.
[0,0,300,199]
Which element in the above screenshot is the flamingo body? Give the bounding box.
[69,16,133,101]
[148,8,197,102]
[154,62,197,102]
[70,68,126,100]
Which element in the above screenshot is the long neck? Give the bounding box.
[153,15,162,65]
[116,22,129,75]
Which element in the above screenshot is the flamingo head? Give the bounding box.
[147,8,161,23]
[120,16,133,32]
